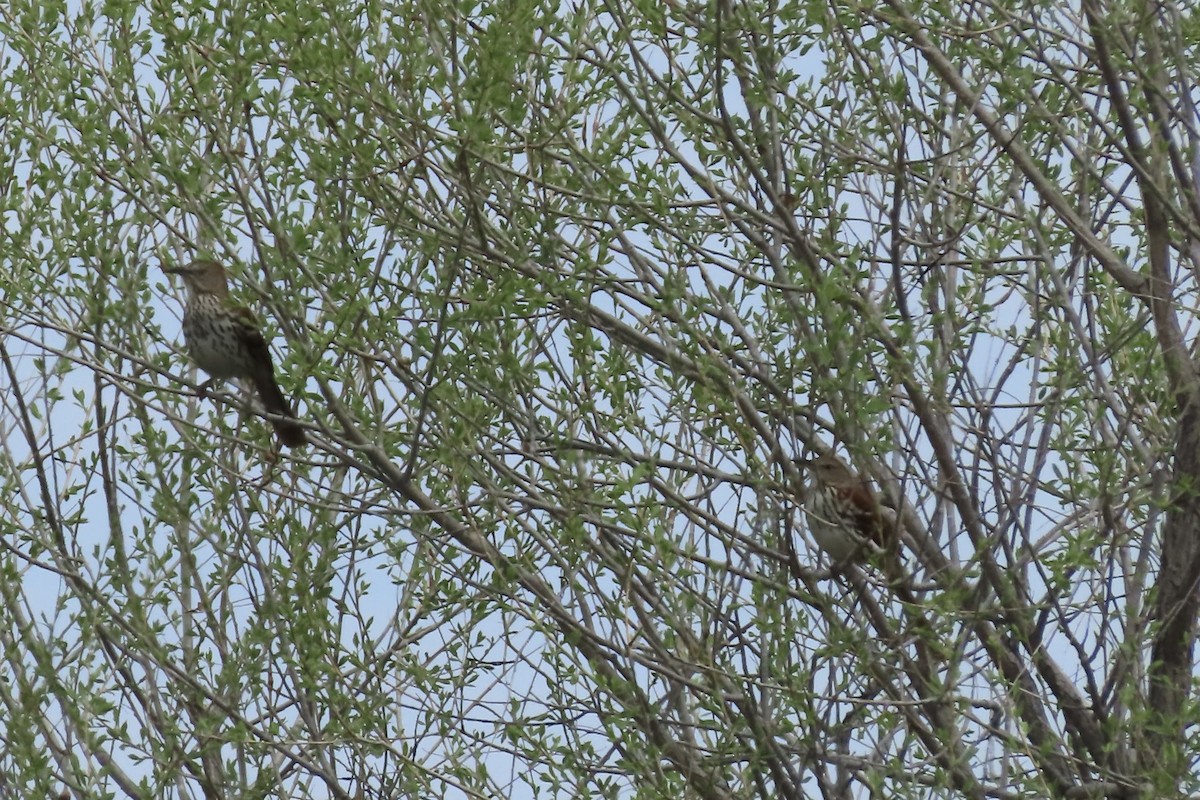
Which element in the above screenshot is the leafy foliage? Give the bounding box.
[0,0,1195,797]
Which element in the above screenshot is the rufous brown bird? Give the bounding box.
[165,259,305,447]
[800,452,894,565]
[800,452,940,661]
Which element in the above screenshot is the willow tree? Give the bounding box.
[0,0,1193,797]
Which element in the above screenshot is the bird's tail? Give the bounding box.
[251,367,306,447]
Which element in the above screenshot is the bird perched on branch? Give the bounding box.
[800,451,895,566]
[799,451,943,663]
[165,259,305,448]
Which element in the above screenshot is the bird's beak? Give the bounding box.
[163,266,186,275]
